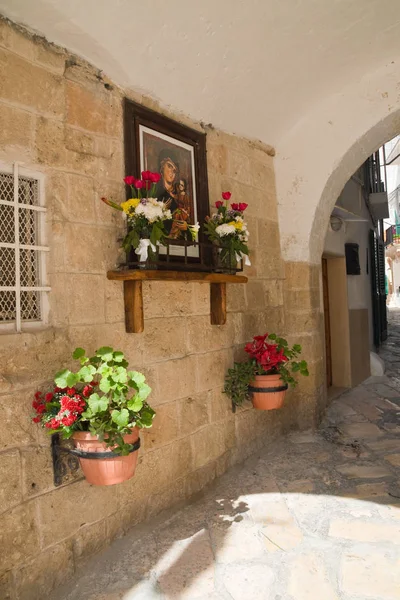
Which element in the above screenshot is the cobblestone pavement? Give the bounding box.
[55,311,400,600]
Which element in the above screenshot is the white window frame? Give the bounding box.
[0,161,50,333]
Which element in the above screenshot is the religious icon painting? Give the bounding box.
[124,99,210,262]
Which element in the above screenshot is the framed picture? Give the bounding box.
[124,99,210,262]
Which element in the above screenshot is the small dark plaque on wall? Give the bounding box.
[345,243,361,275]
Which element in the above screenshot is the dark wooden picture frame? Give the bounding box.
[124,99,210,265]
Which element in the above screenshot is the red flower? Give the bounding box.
[149,172,161,183]
[45,392,53,402]
[231,203,240,211]
[67,388,76,396]
[245,333,288,374]
[36,403,46,414]
[45,418,60,430]
[135,180,144,189]
[141,171,152,181]
[239,203,248,211]
[215,201,224,208]
[34,391,42,400]
[61,414,77,427]
[32,416,41,423]
[124,176,136,186]
[222,192,231,200]
[82,385,93,398]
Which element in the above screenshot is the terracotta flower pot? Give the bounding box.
[72,429,140,486]
[249,374,287,410]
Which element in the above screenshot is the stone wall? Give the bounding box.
[0,17,324,599]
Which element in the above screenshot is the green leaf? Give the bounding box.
[128,371,146,385]
[72,347,86,360]
[113,351,125,363]
[113,366,128,383]
[88,393,109,414]
[127,395,143,412]
[138,383,151,400]
[78,365,96,382]
[269,333,276,340]
[293,344,302,353]
[111,408,129,428]
[81,409,92,419]
[96,347,114,361]
[139,406,156,427]
[99,378,111,393]
[66,372,80,387]
[54,369,70,388]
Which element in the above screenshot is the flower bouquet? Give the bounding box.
[224,333,308,411]
[204,191,250,274]
[32,346,155,485]
[102,172,199,269]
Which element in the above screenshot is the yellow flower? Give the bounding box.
[121,198,140,213]
[228,220,243,230]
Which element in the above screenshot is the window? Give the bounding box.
[0,162,50,332]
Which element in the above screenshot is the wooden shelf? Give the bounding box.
[107,270,248,333]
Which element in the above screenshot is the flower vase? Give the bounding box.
[212,245,237,275]
[135,234,160,270]
[137,244,159,270]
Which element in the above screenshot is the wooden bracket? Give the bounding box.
[107,270,247,333]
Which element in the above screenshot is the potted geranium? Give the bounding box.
[32,346,155,486]
[204,191,250,274]
[102,172,199,269]
[224,333,308,411]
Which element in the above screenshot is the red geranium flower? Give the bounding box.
[124,176,136,186]
[45,392,53,402]
[32,416,41,423]
[82,385,93,398]
[67,388,76,396]
[222,191,231,200]
[215,201,224,208]
[61,414,77,427]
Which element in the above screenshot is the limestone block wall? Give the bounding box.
[0,17,324,600]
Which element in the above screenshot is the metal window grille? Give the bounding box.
[0,162,50,332]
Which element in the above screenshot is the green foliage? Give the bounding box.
[224,333,309,408]
[224,361,256,409]
[55,347,156,454]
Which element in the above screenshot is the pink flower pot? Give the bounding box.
[72,429,140,486]
[250,374,287,410]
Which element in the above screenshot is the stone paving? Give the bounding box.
[54,311,400,600]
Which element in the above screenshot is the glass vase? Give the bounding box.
[212,245,238,275]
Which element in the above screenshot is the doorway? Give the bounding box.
[322,258,332,387]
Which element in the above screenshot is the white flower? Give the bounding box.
[215,223,236,237]
[135,203,164,223]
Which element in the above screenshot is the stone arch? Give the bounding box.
[275,60,400,265]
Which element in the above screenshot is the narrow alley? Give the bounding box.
[53,313,400,600]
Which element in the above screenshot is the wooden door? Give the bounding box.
[322,258,333,387]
